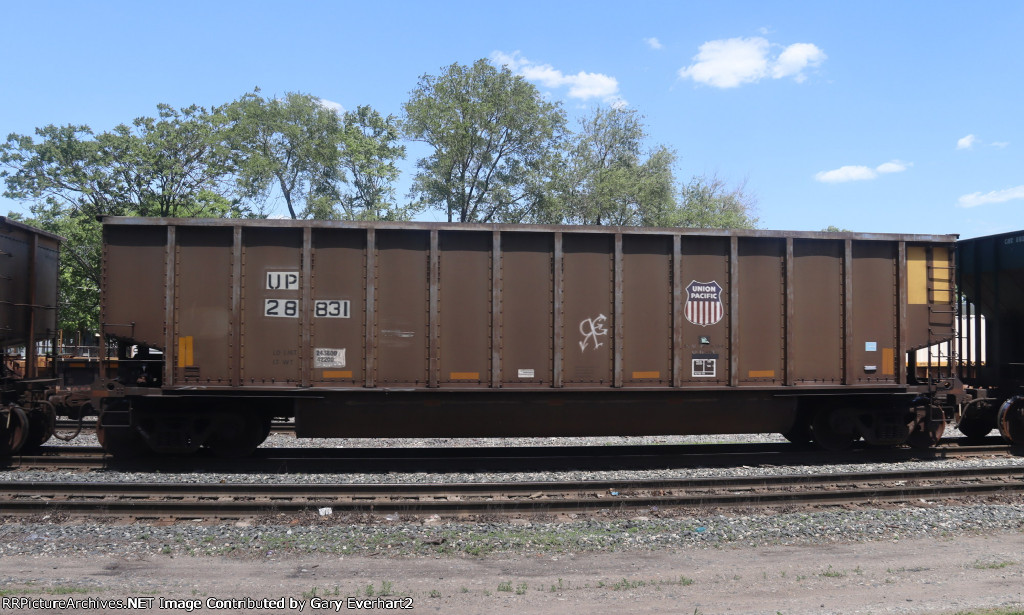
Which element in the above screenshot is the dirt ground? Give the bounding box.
[2,533,1023,615]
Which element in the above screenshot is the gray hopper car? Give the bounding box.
[94,218,957,457]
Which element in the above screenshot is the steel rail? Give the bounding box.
[8,441,1019,472]
[1,465,1022,517]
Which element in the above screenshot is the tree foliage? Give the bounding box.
[666,174,760,229]
[1,104,237,335]
[336,106,411,220]
[1,105,235,220]
[223,90,344,220]
[403,59,566,222]
[551,106,677,226]
[2,72,768,333]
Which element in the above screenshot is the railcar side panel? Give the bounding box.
[102,220,959,396]
[791,239,843,383]
[310,228,365,387]
[621,234,672,386]
[499,233,554,387]
[851,241,899,384]
[562,233,613,386]
[241,227,303,385]
[173,226,233,385]
[102,225,167,349]
[678,235,731,386]
[374,230,429,385]
[737,238,785,385]
[438,231,491,386]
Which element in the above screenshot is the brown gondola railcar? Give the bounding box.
[0,216,62,454]
[93,217,957,456]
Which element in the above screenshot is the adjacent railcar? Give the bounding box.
[956,230,1024,441]
[0,216,61,454]
[93,217,957,457]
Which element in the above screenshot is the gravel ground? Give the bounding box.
[3,429,1023,614]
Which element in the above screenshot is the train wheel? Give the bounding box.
[812,408,857,451]
[782,419,813,446]
[997,396,1024,444]
[96,412,149,459]
[257,415,272,446]
[907,402,945,449]
[957,399,993,441]
[1,405,30,456]
[206,413,264,458]
[20,403,56,454]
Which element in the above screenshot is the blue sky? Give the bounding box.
[2,0,1021,238]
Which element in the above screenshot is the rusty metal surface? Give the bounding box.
[100,218,959,399]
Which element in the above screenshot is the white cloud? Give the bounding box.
[771,43,827,83]
[318,98,344,114]
[815,160,912,183]
[815,165,877,183]
[678,37,769,88]
[956,134,978,150]
[645,37,663,50]
[876,160,911,174]
[678,37,825,88]
[492,51,625,106]
[957,185,1024,208]
[991,141,1010,148]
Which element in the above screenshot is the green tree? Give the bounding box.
[337,105,410,220]
[1,104,236,334]
[552,106,677,226]
[822,225,850,232]
[223,90,344,219]
[664,174,759,229]
[107,104,236,218]
[403,59,566,223]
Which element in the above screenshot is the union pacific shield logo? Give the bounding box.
[685,280,724,327]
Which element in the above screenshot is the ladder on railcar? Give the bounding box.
[923,245,958,392]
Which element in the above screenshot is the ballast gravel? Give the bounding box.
[1,503,1024,560]
[2,429,1022,558]
[3,432,1024,614]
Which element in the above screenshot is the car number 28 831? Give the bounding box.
[264,299,349,318]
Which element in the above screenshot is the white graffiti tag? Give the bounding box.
[579,314,608,352]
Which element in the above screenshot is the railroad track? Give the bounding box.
[5,439,1019,473]
[2,466,1023,519]
[55,419,296,434]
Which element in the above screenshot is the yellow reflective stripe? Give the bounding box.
[177,336,193,368]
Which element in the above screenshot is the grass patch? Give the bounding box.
[970,559,1016,570]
